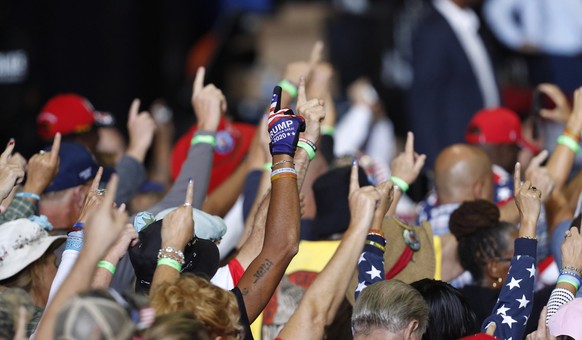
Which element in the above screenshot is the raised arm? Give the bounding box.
[483,163,540,340]
[35,175,128,339]
[279,162,385,339]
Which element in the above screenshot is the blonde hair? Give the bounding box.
[144,312,210,340]
[150,274,242,337]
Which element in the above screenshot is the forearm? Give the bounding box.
[91,253,121,289]
[114,155,147,205]
[236,191,270,269]
[387,190,402,216]
[499,200,520,225]
[35,249,100,338]
[149,127,174,186]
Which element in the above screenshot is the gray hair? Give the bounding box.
[352,280,429,337]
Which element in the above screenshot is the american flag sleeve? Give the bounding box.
[482,238,537,340]
[354,234,387,301]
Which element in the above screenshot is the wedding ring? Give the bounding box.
[183,202,192,207]
[95,188,106,196]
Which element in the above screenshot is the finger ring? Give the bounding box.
[565,230,572,238]
[183,202,192,207]
[39,150,46,155]
[95,188,105,196]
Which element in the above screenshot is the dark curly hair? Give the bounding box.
[449,200,515,282]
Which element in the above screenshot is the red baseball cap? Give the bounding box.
[465,107,539,153]
[37,94,96,140]
[171,117,256,194]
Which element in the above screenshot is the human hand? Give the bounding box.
[77,167,105,223]
[567,86,582,131]
[524,150,555,202]
[296,77,325,145]
[268,85,306,156]
[390,132,426,186]
[103,223,139,262]
[538,84,571,124]
[24,133,61,194]
[282,41,323,85]
[514,162,542,234]
[192,66,224,131]
[0,140,25,201]
[348,78,379,108]
[127,99,157,162]
[348,161,381,230]
[525,307,555,340]
[161,179,194,251]
[83,175,129,257]
[561,226,582,270]
[307,61,333,99]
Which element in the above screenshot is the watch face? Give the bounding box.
[403,229,420,251]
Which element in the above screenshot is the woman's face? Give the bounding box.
[493,228,518,285]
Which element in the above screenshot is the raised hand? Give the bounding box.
[348,161,382,230]
[161,179,194,251]
[24,133,61,194]
[127,99,157,162]
[103,223,139,262]
[77,167,105,223]
[296,77,325,144]
[83,175,129,257]
[514,162,542,235]
[282,41,323,86]
[561,226,582,273]
[192,66,224,131]
[390,132,426,186]
[0,139,25,200]
[267,85,306,156]
[538,83,571,124]
[568,86,582,131]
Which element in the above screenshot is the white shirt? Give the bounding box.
[484,0,582,56]
[433,0,500,108]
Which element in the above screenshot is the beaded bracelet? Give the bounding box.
[271,160,295,169]
[365,240,386,253]
[557,273,581,291]
[271,167,297,176]
[158,247,185,264]
[97,260,116,275]
[561,266,582,277]
[390,176,409,193]
[15,192,41,201]
[562,271,582,282]
[297,141,316,160]
[157,258,182,272]
[191,134,217,147]
[278,79,298,98]
[557,135,581,154]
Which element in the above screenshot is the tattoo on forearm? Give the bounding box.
[253,258,273,284]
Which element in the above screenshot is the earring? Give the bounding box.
[492,277,502,288]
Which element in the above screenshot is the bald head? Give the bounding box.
[434,144,493,203]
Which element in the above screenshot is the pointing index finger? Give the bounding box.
[0,139,14,165]
[91,167,104,192]
[297,76,307,108]
[514,162,521,194]
[50,133,61,163]
[309,41,323,68]
[184,178,194,207]
[405,131,414,157]
[349,160,359,195]
[128,99,140,123]
[194,66,205,96]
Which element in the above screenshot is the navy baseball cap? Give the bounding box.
[43,142,100,193]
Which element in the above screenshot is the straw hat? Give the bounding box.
[0,218,65,281]
[346,217,435,305]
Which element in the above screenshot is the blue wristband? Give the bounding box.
[16,192,41,201]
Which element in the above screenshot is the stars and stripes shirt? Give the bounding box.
[481,238,537,340]
[355,239,386,301]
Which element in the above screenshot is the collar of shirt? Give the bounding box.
[433,0,479,33]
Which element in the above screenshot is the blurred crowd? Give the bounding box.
[1,0,582,339]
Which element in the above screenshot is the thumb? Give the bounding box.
[485,321,497,336]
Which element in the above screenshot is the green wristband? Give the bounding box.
[390,176,409,193]
[557,135,581,154]
[157,258,182,272]
[558,275,580,291]
[191,134,216,147]
[278,79,298,98]
[321,125,335,136]
[263,162,272,171]
[297,141,316,160]
[97,260,116,275]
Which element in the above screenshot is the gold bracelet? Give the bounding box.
[365,240,386,253]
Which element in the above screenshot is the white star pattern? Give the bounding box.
[516,295,530,308]
[516,255,521,260]
[501,314,517,329]
[526,264,536,278]
[497,304,510,315]
[523,315,529,326]
[358,253,366,264]
[356,281,367,292]
[366,265,382,280]
[506,277,522,290]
